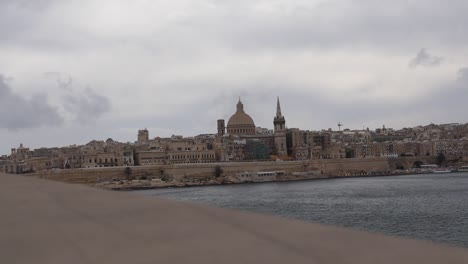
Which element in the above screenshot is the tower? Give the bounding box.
[137,129,149,143]
[273,97,287,157]
[217,119,225,136]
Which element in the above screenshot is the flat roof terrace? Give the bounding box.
[1,172,467,264]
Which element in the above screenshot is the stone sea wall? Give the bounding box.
[34,157,434,186]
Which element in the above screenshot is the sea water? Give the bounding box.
[137,173,468,247]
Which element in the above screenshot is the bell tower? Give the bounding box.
[273,97,287,157]
[137,129,149,143]
[217,119,225,136]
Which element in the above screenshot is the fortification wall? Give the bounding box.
[309,158,388,175]
[36,161,306,184]
[35,157,434,184]
[309,157,433,175]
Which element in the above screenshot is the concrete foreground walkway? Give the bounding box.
[1,173,467,264]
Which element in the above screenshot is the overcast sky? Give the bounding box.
[1,0,468,154]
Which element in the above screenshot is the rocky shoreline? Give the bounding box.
[95,169,434,191]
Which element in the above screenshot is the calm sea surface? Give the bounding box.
[136,173,468,247]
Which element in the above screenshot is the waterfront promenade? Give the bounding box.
[1,172,468,264]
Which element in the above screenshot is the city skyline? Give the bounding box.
[2,94,467,157]
[1,0,468,154]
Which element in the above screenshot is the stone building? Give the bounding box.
[286,128,313,160]
[78,139,128,168]
[0,157,7,173]
[311,132,332,159]
[168,150,217,164]
[216,137,247,161]
[137,129,149,144]
[135,150,167,165]
[133,133,217,165]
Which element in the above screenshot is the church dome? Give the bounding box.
[227,99,256,135]
[227,111,255,127]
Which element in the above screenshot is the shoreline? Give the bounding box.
[21,156,457,191]
[99,170,438,191]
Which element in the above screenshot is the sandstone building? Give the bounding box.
[134,134,217,165]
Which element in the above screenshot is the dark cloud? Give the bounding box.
[409,49,443,68]
[0,74,63,130]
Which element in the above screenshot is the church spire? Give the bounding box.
[273,96,287,157]
[276,96,283,118]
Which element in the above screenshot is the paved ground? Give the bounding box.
[1,173,468,264]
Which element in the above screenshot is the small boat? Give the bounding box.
[432,168,451,174]
[458,166,468,172]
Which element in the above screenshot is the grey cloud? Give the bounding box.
[1,0,56,9]
[182,0,468,52]
[411,67,468,122]
[2,1,468,54]
[0,74,63,130]
[409,49,443,68]
[44,72,73,91]
[457,67,468,82]
[2,0,468,153]
[63,87,111,124]
[44,72,112,124]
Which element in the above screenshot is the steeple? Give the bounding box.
[276,96,283,118]
[273,96,286,133]
[273,96,287,157]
